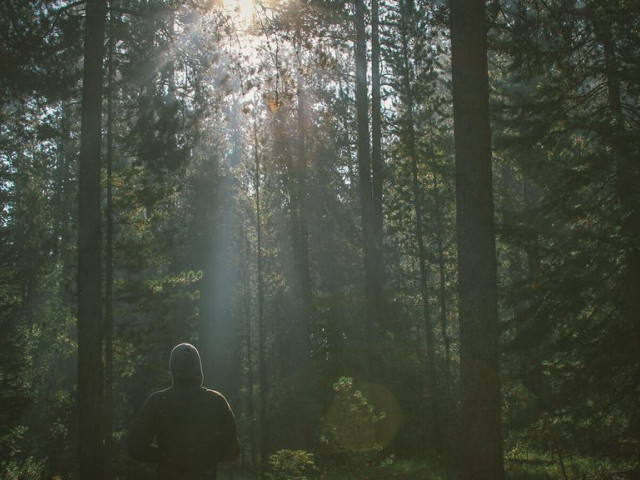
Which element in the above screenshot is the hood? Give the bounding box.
[169,343,203,387]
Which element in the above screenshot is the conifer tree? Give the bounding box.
[77,0,107,478]
[450,0,504,477]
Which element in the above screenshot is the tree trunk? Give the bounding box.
[371,0,384,323]
[77,0,107,478]
[450,0,504,478]
[242,227,256,470]
[254,122,269,476]
[103,7,116,480]
[354,0,375,377]
[294,27,312,347]
[293,61,314,447]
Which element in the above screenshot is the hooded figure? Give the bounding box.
[170,343,204,386]
[128,343,240,480]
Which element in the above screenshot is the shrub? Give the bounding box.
[268,449,316,480]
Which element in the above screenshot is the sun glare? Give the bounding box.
[222,0,255,30]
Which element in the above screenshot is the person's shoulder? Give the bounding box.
[201,388,226,399]
[200,388,231,406]
[150,386,172,397]
[146,387,172,403]
[138,387,171,413]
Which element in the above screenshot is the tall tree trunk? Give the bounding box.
[77,0,107,478]
[354,0,375,377]
[371,0,384,322]
[294,25,312,343]
[242,227,256,470]
[295,79,311,348]
[103,6,116,480]
[450,0,504,478]
[293,61,313,447]
[254,122,269,476]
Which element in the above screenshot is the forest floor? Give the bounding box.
[218,454,640,480]
[504,453,640,480]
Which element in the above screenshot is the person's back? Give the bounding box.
[128,343,240,480]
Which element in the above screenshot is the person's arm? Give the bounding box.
[217,396,241,462]
[127,394,161,463]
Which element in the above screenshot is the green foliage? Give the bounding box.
[0,0,82,102]
[319,376,386,472]
[492,0,640,467]
[268,449,316,480]
[1,456,46,480]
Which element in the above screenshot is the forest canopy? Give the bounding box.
[0,0,639,479]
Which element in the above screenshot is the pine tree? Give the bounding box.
[450,0,504,477]
[77,0,107,477]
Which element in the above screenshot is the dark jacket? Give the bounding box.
[128,383,240,480]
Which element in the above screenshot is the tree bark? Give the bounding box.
[294,78,311,353]
[103,7,116,480]
[77,0,107,478]
[254,122,269,476]
[354,0,375,377]
[371,0,384,320]
[450,0,504,478]
[293,60,313,447]
[242,224,257,471]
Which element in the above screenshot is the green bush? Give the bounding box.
[2,457,46,480]
[268,449,316,480]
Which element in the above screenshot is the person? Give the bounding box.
[128,343,240,480]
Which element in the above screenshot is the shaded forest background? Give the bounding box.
[1,0,639,479]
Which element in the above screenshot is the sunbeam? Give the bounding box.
[222,0,255,30]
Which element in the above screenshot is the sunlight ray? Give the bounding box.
[222,0,255,30]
